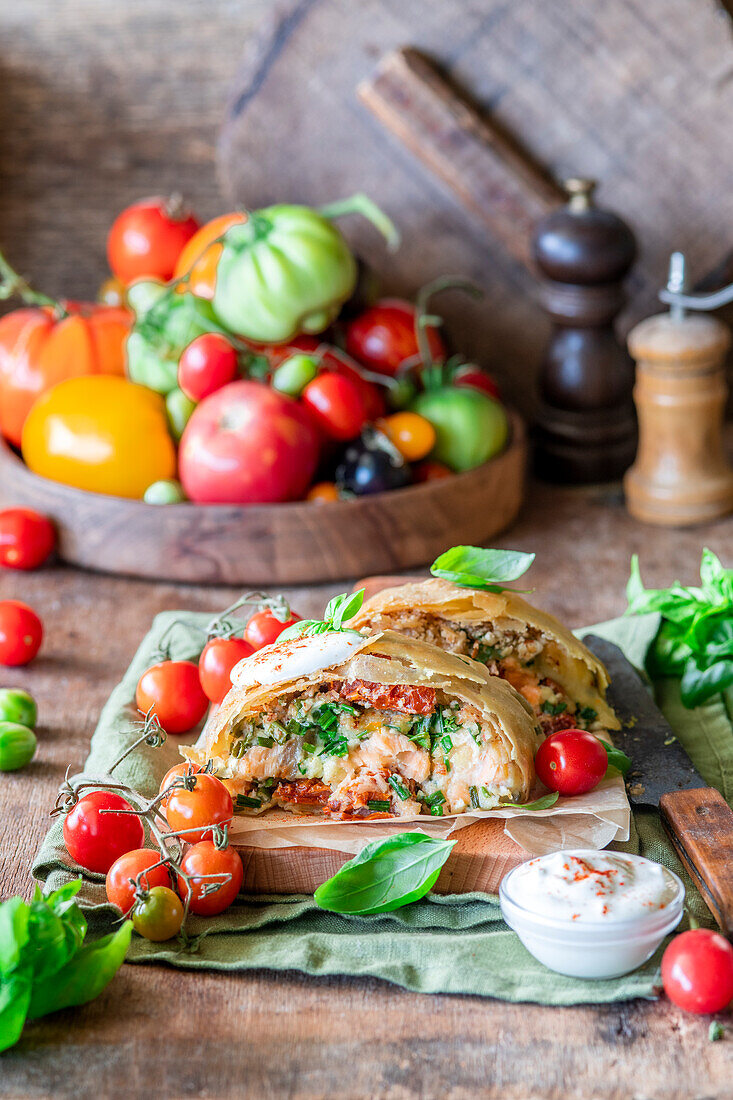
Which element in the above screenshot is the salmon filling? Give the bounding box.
[216,679,527,819]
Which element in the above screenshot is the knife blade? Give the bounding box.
[583,634,733,937]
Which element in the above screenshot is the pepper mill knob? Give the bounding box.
[532,178,638,483]
[624,254,733,525]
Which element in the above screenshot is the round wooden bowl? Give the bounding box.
[0,413,526,584]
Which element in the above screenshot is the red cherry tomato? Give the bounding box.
[345,298,445,377]
[662,929,733,1014]
[306,482,340,503]
[452,366,501,401]
[178,334,238,402]
[158,761,204,809]
[244,609,302,651]
[106,847,171,914]
[135,660,208,734]
[0,509,56,571]
[198,637,254,704]
[0,600,43,666]
[534,729,608,796]
[301,371,367,441]
[63,790,144,873]
[177,840,244,915]
[107,196,199,284]
[413,460,452,483]
[164,772,233,844]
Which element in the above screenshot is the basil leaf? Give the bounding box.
[648,620,692,678]
[626,556,703,622]
[0,897,30,975]
[0,969,32,1054]
[680,657,733,708]
[498,792,560,811]
[314,833,455,915]
[431,546,535,592]
[598,740,631,777]
[27,921,132,1021]
[699,547,733,603]
[328,589,365,629]
[278,619,323,641]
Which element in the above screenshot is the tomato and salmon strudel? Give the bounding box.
[351,579,619,738]
[183,629,539,819]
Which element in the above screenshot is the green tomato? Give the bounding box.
[143,479,187,505]
[126,289,221,394]
[411,387,508,472]
[133,885,184,941]
[272,354,319,397]
[166,387,196,441]
[0,689,36,728]
[212,205,357,343]
[0,722,37,771]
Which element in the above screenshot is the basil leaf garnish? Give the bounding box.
[279,589,366,642]
[431,546,535,593]
[314,833,455,915]
[497,792,560,811]
[598,740,631,777]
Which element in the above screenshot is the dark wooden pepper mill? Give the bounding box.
[532,178,638,483]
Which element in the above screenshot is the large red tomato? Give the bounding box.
[179,380,320,503]
[0,304,130,447]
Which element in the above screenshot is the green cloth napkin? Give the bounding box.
[32,610,729,1004]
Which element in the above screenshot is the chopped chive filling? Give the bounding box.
[430,805,444,817]
[469,785,480,809]
[388,775,410,801]
[578,706,597,723]
[476,642,501,662]
[367,799,391,812]
[232,740,246,758]
[541,700,567,716]
[257,735,275,748]
[302,741,315,755]
[424,791,445,809]
[441,734,453,754]
[235,794,262,809]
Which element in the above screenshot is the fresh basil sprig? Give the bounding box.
[0,880,131,1052]
[498,792,560,811]
[626,549,733,708]
[314,833,455,915]
[598,740,631,777]
[431,546,535,593]
[279,589,366,642]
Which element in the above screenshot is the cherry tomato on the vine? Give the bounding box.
[198,637,254,704]
[244,608,302,651]
[107,196,199,284]
[132,885,184,942]
[106,848,171,914]
[534,729,608,796]
[158,761,204,809]
[0,509,56,571]
[661,929,733,1014]
[177,840,244,916]
[301,371,367,441]
[345,299,445,377]
[0,601,43,666]
[135,660,208,734]
[63,790,144,874]
[164,772,233,843]
[178,334,238,402]
[377,412,436,462]
[452,366,501,401]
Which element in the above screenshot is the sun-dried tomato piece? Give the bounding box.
[340,679,436,715]
[273,779,331,806]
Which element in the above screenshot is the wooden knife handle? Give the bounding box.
[659,787,733,938]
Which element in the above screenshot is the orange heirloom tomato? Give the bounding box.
[173,213,247,300]
[21,375,176,498]
[0,303,130,448]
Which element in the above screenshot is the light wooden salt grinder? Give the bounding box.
[624,253,733,525]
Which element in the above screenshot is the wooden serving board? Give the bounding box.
[0,414,526,585]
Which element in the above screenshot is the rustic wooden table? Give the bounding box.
[1,480,732,1098]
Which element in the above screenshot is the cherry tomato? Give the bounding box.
[106,848,171,914]
[178,334,238,402]
[107,196,199,284]
[0,509,56,571]
[301,371,367,441]
[345,299,445,376]
[177,840,244,916]
[198,637,254,704]
[306,482,340,503]
[413,460,452,483]
[244,609,302,650]
[164,773,233,843]
[63,790,144,873]
[132,885,184,942]
[158,761,204,809]
[534,729,608,796]
[377,412,436,462]
[0,601,43,666]
[661,929,733,1014]
[453,366,501,401]
[135,660,208,734]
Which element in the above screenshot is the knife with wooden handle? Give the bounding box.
[583,635,733,938]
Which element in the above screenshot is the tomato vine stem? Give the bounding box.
[0,248,67,314]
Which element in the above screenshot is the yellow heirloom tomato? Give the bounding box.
[21,375,176,498]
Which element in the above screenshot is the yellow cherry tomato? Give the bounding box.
[22,376,176,499]
[306,481,340,503]
[377,412,436,462]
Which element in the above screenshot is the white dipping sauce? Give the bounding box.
[508,851,677,922]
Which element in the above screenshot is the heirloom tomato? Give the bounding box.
[411,387,508,472]
[0,601,42,666]
[107,196,199,284]
[179,381,320,504]
[0,508,56,570]
[177,840,244,915]
[198,637,254,703]
[63,791,144,873]
[21,376,176,499]
[106,848,171,914]
[136,660,208,734]
[345,299,445,376]
[164,773,233,844]
[173,212,247,299]
[0,303,130,447]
